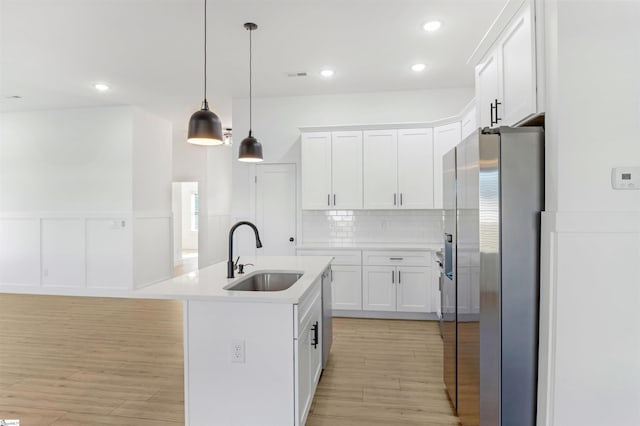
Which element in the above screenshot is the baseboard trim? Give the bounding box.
[332,310,439,321]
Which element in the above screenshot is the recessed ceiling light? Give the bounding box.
[94,83,110,92]
[320,69,335,78]
[423,20,442,32]
[411,63,427,72]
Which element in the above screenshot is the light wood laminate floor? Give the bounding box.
[0,295,458,425]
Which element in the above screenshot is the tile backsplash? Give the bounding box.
[301,210,443,244]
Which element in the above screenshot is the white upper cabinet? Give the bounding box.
[476,52,500,129]
[331,131,363,209]
[397,129,434,209]
[475,1,537,128]
[301,131,362,210]
[433,123,462,209]
[363,128,433,210]
[363,129,398,209]
[301,132,332,209]
[499,4,535,125]
[460,105,477,142]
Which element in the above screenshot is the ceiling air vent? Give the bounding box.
[286,72,307,78]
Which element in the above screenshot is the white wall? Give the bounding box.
[131,107,173,288]
[172,127,232,268]
[171,182,183,263]
[180,182,198,250]
[0,106,132,211]
[538,2,640,425]
[0,106,173,294]
[230,88,473,253]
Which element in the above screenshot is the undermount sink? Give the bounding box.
[226,272,303,292]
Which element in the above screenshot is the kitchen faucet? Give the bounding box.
[227,221,263,278]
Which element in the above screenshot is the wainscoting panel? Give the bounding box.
[86,218,132,288]
[41,218,84,287]
[0,218,40,286]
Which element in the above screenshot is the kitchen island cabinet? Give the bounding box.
[137,256,332,426]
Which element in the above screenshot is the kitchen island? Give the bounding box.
[136,255,333,426]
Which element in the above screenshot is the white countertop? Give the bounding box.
[135,256,333,304]
[295,242,442,251]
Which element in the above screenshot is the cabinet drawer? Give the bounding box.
[294,284,321,339]
[297,249,361,266]
[363,250,431,267]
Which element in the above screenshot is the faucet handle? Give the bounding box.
[233,256,240,270]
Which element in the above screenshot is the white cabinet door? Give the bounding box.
[433,123,461,209]
[396,266,431,313]
[397,128,434,209]
[460,106,477,141]
[331,265,362,310]
[295,314,313,426]
[331,131,363,209]
[363,129,398,209]
[363,266,396,311]
[301,132,332,210]
[499,4,536,125]
[309,304,322,388]
[475,51,500,129]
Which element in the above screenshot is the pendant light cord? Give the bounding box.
[203,0,208,106]
[248,26,253,136]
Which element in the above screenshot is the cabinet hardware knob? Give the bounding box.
[289,237,295,242]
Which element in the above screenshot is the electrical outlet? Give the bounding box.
[231,339,245,363]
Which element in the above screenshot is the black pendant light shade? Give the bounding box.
[187,0,223,146]
[238,132,263,162]
[188,100,223,145]
[238,22,264,162]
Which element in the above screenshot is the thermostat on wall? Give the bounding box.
[611,167,640,189]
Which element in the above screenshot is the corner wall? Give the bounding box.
[538,2,640,425]
[0,106,173,294]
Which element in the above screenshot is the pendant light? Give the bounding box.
[187,0,223,146]
[238,22,263,162]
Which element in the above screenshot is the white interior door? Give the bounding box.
[255,164,297,256]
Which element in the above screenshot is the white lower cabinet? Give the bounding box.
[331,265,362,310]
[296,249,362,312]
[362,251,432,313]
[363,266,396,311]
[294,286,322,426]
[396,266,431,312]
[363,266,431,312]
[185,282,323,426]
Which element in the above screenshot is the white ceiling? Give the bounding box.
[0,0,506,131]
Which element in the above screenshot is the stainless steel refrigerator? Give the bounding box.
[442,126,543,426]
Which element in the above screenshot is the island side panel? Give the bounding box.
[185,299,295,426]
